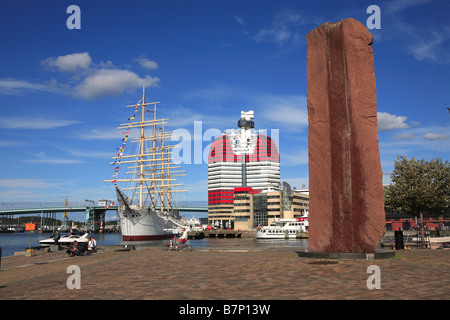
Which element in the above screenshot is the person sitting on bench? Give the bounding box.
[88,236,97,251]
[67,240,81,257]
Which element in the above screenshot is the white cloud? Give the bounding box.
[0,117,80,129]
[135,57,159,70]
[0,179,78,202]
[380,2,450,64]
[38,53,161,99]
[29,159,86,164]
[26,151,86,164]
[281,149,308,166]
[408,30,450,63]
[181,84,308,132]
[164,105,237,132]
[385,0,432,14]
[393,133,414,140]
[78,129,122,140]
[42,52,92,73]
[379,126,450,159]
[0,179,57,189]
[423,132,448,140]
[74,69,160,100]
[47,143,112,159]
[253,9,305,46]
[234,15,245,26]
[0,78,49,95]
[258,95,308,130]
[377,112,410,131]
[0,140,28,147]
[0,189,50,202]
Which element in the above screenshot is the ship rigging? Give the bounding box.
[104,88,187,240]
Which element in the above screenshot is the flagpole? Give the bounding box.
[29,230,31,255]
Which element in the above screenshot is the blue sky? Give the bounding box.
[0,0,449,217]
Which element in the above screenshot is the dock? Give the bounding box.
[187,230,308,239]
[188,230,257,239]
[296,232,309,239]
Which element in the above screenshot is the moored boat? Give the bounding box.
[39,230,89,246]
[256,216,308,239]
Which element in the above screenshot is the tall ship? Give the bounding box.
[105,88,187,240]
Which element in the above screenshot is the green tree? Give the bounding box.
[384,156,449,216]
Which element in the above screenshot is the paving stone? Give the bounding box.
[0,247,449,300]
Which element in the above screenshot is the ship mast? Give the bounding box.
[105,87,187,210]
[138,87,146,207]
[151,94,157,209]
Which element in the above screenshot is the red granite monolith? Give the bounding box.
[307,18,385,253]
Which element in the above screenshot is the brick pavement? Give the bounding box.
[0,247,449,300]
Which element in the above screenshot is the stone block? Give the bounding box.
[306,18,385,253]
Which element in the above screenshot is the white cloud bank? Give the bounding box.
[0,78,50,95]
[0,117,79,129]
[0,179,59,189]
[42,52,92,73]
[38,52,160,100]
[252,8,305,47]
[74,69,159,100]
[423,132,448,140]
[377,112,410,131]
[134,56,159,70]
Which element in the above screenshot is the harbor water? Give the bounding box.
[0,232,308,257]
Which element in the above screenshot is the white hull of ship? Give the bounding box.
[118,205,182,241]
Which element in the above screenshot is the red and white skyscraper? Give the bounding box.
[208,111,280,228]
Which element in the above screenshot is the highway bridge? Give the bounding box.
[0,205,207,215]
[0,205,207,232]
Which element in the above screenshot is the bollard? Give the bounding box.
[394,230,404,250]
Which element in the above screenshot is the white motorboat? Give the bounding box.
[183,216,203,232]
[39,231,89,246]
[256,217,309,239]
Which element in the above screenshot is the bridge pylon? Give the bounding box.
[85,207,106,233]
